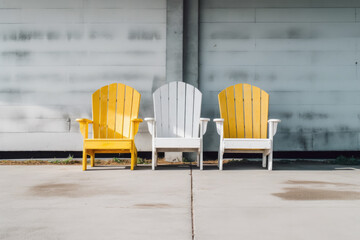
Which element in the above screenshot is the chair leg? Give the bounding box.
[134,148,138,168]
[131,151,136,171]
[90,153,95,167]
[82,150,87,171]
[200,150,203,171]
[152,149,156,170]
[218,150,220,168]
[219,149,224,171]
[197,152,200,168]
[262,153,267,168]
[268,150,273,171]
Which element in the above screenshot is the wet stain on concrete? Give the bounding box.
[285,180,355,186]
[29,183,125,198]
[30,183,79,197]
[133,203,171,208]
[273,187,360,201]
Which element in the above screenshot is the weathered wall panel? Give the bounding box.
[0,0,166,151]
[200,1,360,151]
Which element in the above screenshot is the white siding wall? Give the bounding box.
[200,0,360,151]
[0,0,166,151]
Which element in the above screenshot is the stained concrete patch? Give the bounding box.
[273,187,360,201]
[28,183,125,198]
[133,203,171,208]
[285,180,355,186]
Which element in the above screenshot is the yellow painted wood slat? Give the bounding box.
[225,86,236,138]
[84,139,132,150]
[92,89,100,138]
[107,83,117,138]
[234,84,245,138]
[115,84,125,138]
[243,84,253,138]
[252,86,261,138]
[99,85,108,138]
[123,86,134,139]
[130,90,141,138]
[260,90,269,138]
[218,90,229,138]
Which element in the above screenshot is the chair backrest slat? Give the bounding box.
[218,83,269,139]
[243,84,253,138]
[185,84,194,138]
[92,90,100,138]
[100,85,108,138]
[92,83,140,139]
[123,85,134,139]
[169,82,177,137]
[260,91,269,138]
[218,90,229,137]
[153,88,162,137]
[226,86,236,138]
[234,84,245,138]
[154,82,202,138]
[115,83,125,138]
[177,82,186,137]
[192,89,202,137]
[252,86,261,138]
[107,83,117,138]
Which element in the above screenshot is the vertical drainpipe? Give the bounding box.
[183,0,199,88]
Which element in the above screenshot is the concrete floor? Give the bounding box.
[0,163,360,240]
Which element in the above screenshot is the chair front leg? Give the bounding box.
[82,149,87,171]
[90,152,95,167]
[152,148,156,170]
[131,150,136,171]
[262,153,267,168]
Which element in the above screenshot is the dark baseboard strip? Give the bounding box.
[0,151,359,160]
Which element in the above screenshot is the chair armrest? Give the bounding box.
[145,118,156,136]
[213,118,224,136]
[131,118,143,123]
[76,118,93,124]
[130,118,143,139]
[268,119,281,139]
[200,118,210,136]
[76,118,92,138]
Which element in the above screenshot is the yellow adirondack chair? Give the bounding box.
[214,84,281,170]
[76,83,142,171]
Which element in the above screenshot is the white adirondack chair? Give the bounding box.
[145,82,210,170]
[214,84,281,171]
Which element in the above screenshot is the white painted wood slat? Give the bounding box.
[155,138,201,148]
[177,82,186,138]
[160,84,169,137]
[169,81,177,137]
[153,89,162,137]
[185,84,194,138]
[192,89,202,138]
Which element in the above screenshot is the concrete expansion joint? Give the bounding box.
[190,163,195,240]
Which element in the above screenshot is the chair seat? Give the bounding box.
[223,138,271,150]
[84,138,133,150]
[154,138,200,151]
